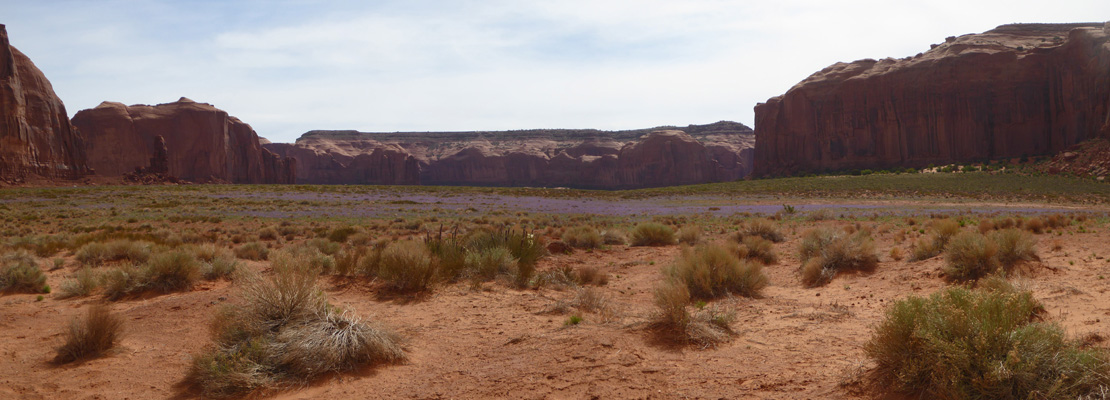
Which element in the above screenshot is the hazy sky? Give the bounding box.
[3,1,1107,143]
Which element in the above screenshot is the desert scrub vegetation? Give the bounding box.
[100,249,203,299]
[54,304,124,363]
[562,226,603,249]
[798,228,878,287]
[75,239,152,266]
[908,218,960,261]
[736,218,784,243]
[650,281,736,348]
[676,225,702,245]
[731,235,778,265]
[425,228,546,287]
[944,229,1039,282]
[234,241,269,261]
[189,267,404,397]
[59,267,102,298]
[865,278,1110,399]
[600,229,627,246]
[1,250,48,293]
[665,243,767,299]
[377,240,436,292]
[630,222,676,246]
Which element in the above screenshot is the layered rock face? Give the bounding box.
[73,98,295,184]
[754,23,1110,176]
[0,24,90,182]
[264,121,754,189]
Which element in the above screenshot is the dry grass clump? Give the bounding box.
[676,225,702,245]
[666,243,767,299]
[562,226,603,249]
[54,304,124,363]
[377,240,436,292]
[75,239,151,266]
[273,245,336,275]
[59,267,102,298]
[866,278,1110,399]
[188,267,404,397]
[101,249,202,299]
[190,244,239,280]
[452,228,546,287]
[1,250,48,293]
[944,230,1039,282]
[547,287,618,322]
[234,242,269,261]
[650,282,736,348]
[732,236,778,265]
[908,218,961,261]
[465,245,515,280]
[798,228,878,287]
[600,230,627,246]
[737,218,784,243]
[630,222,676,246]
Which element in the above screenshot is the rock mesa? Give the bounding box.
[0,24,90,183]
[754,23,1110,176]
[73,98,295,184]
[265,121,754,189]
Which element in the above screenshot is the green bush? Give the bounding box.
[75,240,151,266]
[378,240,436,292]
[465,245,515,281]
[562,226,603,249]
[798,228,878,287]
[666,243,767,299]
[143,249,202,292]
[630,223,676,247]
[1,250,47,293]
[866,279,1109,399]
[944,230,1039,282]
[991,228,1038,270]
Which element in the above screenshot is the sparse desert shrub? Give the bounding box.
[909,236,945,261]
[305,238,341,256]
[378,240,436,292]
[54,304,124,363]
[234,242,269,261]
[931,218,961,241]
[575,266,609,286]
[943,231,999,282]
[734,236,777,265]
[1024,217,1046,234]
[667,243,767,299]
[204,256,239,280]
[888,247,904,261]
[738,219,784,243]
[991,228,1039,270]
[257,227,278,241]
[676,225,701,245]
[189,267,403,397]
[274,245,336,275]
[600,230,627,246]
[59,267,102,298]
[327,226,359,243]
[0,250,48,293]
[798,228,878,287]
[630,223,676,247]
[562,226,603,249]
[75,240,151,266]
[977,219,995,234]
[101,266,142,300]
[865,279,1109,399]
[465,245,515,281]
[425,237,466,280]
[651,281,735,348]
[334,246,367,276]
[143,249,202,292]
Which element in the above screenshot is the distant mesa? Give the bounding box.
[0,24,91,183]
[754,22,1110,177]
[72,98,295,184]
[264,121,755,189]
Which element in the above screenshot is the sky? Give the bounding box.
[2,0,1108,143]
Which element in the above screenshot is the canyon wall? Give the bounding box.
[73,98,295,184]
[754,23,1110,176]
[264,121,755,189]
[0,24,90,183]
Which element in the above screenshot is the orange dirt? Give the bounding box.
[2,222,1108,399]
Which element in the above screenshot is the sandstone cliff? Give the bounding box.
[0,24,90,182]
[264,121,754,189]
[754,23,1110,177]
[73,98,295,184]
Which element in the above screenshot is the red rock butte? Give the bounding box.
[263,121,754,189]
[754,22,1110,177]
[0,24,90,183]
[72,98,295,184]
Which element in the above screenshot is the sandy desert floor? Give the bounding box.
[1,186,1108,399]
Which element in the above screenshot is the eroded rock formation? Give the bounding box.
[0,24,90,182]
[264,121,754,189]
[754,23,1110,176]
[73,98,295,184]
